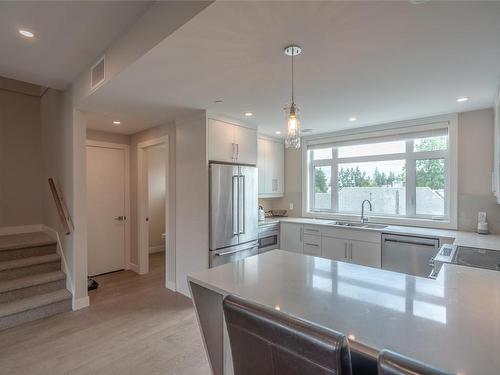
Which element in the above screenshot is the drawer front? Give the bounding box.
[303,243,321,256]
[303,225,322,236]
[303,234,321,256]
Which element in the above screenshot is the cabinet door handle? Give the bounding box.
[236,143,239,160]
[305,243,319,247]
[349,242,353,260]
[300,227,303,242]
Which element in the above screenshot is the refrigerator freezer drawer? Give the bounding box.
[209,241,258,268]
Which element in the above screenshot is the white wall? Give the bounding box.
[0,88,43,227]
[175,111,208,297]
[147,144,166,251]
[41,88,89,309]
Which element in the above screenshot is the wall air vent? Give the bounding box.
[90,56,105,90]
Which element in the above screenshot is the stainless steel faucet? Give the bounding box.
[361,199,372,223]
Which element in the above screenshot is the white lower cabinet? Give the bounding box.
[280,222,382,268]
[321,237,349,262]
[350,240,381,268]
[280,223,303,253]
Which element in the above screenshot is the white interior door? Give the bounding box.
[87,145,126,276]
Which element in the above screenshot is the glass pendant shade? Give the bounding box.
[284,102,301,149]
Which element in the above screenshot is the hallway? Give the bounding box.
[0,253,210,375]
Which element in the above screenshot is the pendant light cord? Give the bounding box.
[291,48,294,104]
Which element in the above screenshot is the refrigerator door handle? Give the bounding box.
[232,175,239,235]
[239,175,246,234]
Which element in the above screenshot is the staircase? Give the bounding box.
[0,232,71,330]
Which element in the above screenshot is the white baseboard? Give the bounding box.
[0,224,44,236]
[129,262,140,273]
[166,280,176,292]
[149,245,165,254]
[73,296,90,310]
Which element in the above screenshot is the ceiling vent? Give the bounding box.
[90,56,105,90]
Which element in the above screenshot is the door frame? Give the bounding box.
[137,136,174,290]
[86,140,131,272]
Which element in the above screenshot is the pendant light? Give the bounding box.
[283,44,302,149]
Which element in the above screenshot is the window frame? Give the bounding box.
[302,115,458,229]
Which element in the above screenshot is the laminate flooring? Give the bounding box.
[0,253,211,375]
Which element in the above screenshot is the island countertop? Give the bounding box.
[188,250,500,375]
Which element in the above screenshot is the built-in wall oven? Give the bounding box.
[258,222,280,254]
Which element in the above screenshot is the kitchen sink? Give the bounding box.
[327,221,387,230]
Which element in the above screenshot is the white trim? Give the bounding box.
[302,114,458,229]
[149,245,165,254]
[86,140,131,272]
[42,225,74,296]
[73,296,90,310]
[258,133,284,144]
[137,136,175,291]
[128,262,140,273]
[0,224,44,236]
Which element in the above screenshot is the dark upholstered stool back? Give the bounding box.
[378,350,452,375]
[223,295,352,375]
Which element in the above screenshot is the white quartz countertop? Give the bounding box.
[259,217,500,251]
[188,250,500,375]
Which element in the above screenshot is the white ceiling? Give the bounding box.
[82,2,500,135]
[0,1,152,89]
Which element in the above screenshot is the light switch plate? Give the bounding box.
[289,203,294,210]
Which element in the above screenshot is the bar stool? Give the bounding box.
[378,350,452,375]
[223,294,352,375]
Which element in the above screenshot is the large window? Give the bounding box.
[308,129,451,221]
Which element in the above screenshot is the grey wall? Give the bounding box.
[457,108,500,232]
[272,108,500,232]
[0,88,43,226]
[175,111,208,296]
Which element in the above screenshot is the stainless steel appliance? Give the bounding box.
[258,222,279,254]
[381,233,440,277]
[431,243,500,278]
[210,163,258,267]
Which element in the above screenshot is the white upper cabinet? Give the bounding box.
[258,137,284,197]
[208,118,257,165]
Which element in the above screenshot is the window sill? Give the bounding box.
[303,211,457,230]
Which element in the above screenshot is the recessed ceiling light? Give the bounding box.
[19,29,34,38]
[456,97,469,103]
[244,112,253,117]
[349,117,357,122]
[113,121,121,125]
[275,131,281,135]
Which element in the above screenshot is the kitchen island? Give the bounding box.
[188,250,500,375]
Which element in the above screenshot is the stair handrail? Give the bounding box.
[48,178,73,235]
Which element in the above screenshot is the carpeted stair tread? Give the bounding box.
[0,289,71,318]
[0,232,55,252]
[0,271,65,294]
[0,253,61,272]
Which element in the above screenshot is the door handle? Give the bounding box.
[239,175,246,234]
[232,176,238,235]
[115,216,126,221]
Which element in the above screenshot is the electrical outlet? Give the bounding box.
[478,211,487,223]
[289,203,294,210]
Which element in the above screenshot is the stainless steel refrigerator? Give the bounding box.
[210,163,258,268]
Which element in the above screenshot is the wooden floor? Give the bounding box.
[0,253,211,375]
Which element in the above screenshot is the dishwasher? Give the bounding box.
[381,233,440,277]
